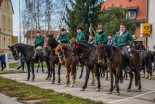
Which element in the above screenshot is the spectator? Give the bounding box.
[17,53,25,71]
[0,51,6,71]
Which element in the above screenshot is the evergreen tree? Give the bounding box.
[66,0,102,41]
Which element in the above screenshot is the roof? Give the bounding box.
[101,0,147,20]
[126,6,139,11]
[24,30,59,38]
[0,0,3,6]
[0,0,14,14]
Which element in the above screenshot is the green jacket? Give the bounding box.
[57,33,70,44]
[95,32,108,44]
[113,31,134,47]
[34,35,44,47]
[76,31,85,41]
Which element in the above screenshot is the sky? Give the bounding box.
[12,0,20,36]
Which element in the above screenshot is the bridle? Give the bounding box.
[12,47,19,59]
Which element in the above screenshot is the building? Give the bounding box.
[101,0,147,46]
[0,0,14,56]
[147,0,155,50]
[24,30,59,45]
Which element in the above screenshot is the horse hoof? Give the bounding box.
[48,78,51,81]
[96,88,100,92]
[80,88,85,91]
[142,75,145,78]
[65,85,69,87]
[51,82,55,84]
[70,85,74,88]
[127,89,131,92]
[90,83,95,86]
[57,83,61,85]
[116,92,120,95]
[137,89,141,92]
[107,91,112,94]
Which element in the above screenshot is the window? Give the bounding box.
[126,11,136,19]
[7,1,9,10]
[9,19,11,31]
[3,16,6,30]
[4,38,5,49]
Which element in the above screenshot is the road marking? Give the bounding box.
[107,90,155,104]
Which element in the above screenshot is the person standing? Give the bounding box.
[17,53,25,71]
[76,26,85,41]
[113,23,134,72]
[0,51,6,71]
[57,28,70,44]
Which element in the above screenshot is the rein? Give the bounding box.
[58,45,70,58]
[13,47,19,58]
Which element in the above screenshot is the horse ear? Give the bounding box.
[8,45,11,48]
[51,33,54,37]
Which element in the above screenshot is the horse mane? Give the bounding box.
[75,41,94,48]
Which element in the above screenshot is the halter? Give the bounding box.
[12,47,19,59]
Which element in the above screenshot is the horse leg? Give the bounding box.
[115,68,120,95]
[70,65,76,88]
[127,71,133,92]
[108,66,113,94]
[106,68,108,81]
[90,69,95,86]
[79,66,84,79]
[51,64,55,84]
[37,63,40,73]
[26,62,30,81]
[96,66,101,92]
[81,67,90,91]
[30,62,35,81]
[41,62,44,73]
[57,63,61,85]
[66,65,70,87]
[135,67,141,92]
[46,61,51,80]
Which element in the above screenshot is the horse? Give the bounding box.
[71,41,105,91]
[55,43,96,87]
[8,43,51,81]
[46,34,62,84]
[96,44,141,95]
[134,42,152,80]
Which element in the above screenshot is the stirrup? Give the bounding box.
[126,67,131,72]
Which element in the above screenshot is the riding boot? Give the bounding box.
[126,57,131,73]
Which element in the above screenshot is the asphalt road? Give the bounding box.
[1,67,155,104]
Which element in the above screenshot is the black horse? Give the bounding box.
[71,41,106,91]
[134,42,152,80]
[8,43,51,81]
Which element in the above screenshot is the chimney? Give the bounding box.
[128,0,132,2]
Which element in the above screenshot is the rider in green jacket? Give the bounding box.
[113,23,134,72]
[95,25,108,45]
[57,28,70,44]
[76,26,85,41]
[32,31,44,59]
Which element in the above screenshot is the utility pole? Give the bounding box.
[19,0,21,43]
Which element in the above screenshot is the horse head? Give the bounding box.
[8,45,19,60]
[46,33,58,49]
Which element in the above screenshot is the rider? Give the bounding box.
[107,33,114,46]
[57,28,70,44]
[95,25,108,46]
[76,26,85,41]
[113,23,134,72]
[32,31,44,59]
[88,34,95,45]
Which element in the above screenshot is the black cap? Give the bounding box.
[77,26,82,30]
[60,28,66,31]
[37,31,41,33]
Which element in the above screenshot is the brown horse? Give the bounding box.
[96,44,141,95]
[55,43,96,87]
